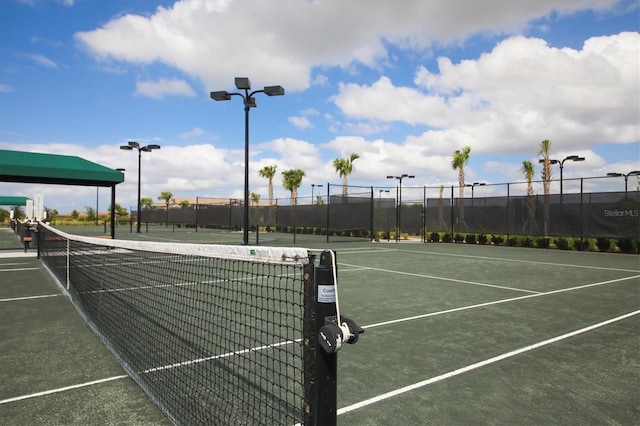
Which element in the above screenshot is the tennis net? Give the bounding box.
[37,223,317,425]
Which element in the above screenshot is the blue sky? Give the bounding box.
[1,0,638,213]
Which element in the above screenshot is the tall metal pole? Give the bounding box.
[210,79,284,245]
[398,178,403,241]
[137,148,142,233]
[243,102,250,245]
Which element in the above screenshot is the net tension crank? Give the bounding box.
[316,250,364,354]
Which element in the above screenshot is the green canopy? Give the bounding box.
[0,149,124,238]
[0,149,124,186]
[0,196,31,206]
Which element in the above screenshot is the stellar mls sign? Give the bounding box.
[603,208,639,217]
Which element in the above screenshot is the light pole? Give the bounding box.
[539,155,585,196]
[120,141,160,233]
[311,184,323,205]
[387,174,414,241]
[211,77,285,245]
[607,171,640,195]
[468,182,485,205]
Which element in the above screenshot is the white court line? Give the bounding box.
[0,267,40,272]
[0,375,128,405]
[394,247,640,274]
[3,274,636,407]
[340,261,541,294]
[0,294,61,302]
[337,309,640,416]
[364,275,639,329]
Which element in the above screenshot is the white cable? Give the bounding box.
[328,249,351,341]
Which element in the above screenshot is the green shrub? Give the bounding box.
[507,237,518,247]
[454,233,465,243]
[442,233,452,243]
[537,237,550,248]
[554,237,570,250]
[465,234,476,244]
[596,237,611,252]
[521,236,534,248]
[520,237,534,247]
[477,234,488,245]
[491,234,504,245]
[573,239,590,251]
[429,231,440,242]
[616,238,636,254]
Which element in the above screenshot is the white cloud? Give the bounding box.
[179,127,206,139]
[25,53,58,68]
[74,0,619,92]
[134,78,196,99]
[288,116,313,130]
[334,32,639,156]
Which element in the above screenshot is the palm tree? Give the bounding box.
[140,197,153,208]
[258,165,277,205]
[333,153,360,197]
[521,160,536,232]
[158,191,173,226]
[282,169,306,205]
[451,146,471,223]
[537,139,553,235]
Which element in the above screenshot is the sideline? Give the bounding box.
[338,309,640,415]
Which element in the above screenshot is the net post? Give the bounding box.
[312,250,339,425]
[303,254,316,425]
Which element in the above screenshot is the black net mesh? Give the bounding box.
[38,224,313,426]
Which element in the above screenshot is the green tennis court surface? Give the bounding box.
[1,226,638,424]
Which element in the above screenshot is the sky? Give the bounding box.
[1,0,639,213]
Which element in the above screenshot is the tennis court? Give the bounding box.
[1,225,638,424]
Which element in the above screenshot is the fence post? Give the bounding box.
[422,185,426,243]
[507,183,510,242]
[326,184,330,243]
[369,186,374,241]
[450,185,455,239]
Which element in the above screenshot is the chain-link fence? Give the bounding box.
[133,176,640,242]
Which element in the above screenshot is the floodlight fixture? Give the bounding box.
[539,158,559,164]
[210,91,231,101]
[235,77,251,90]
[607,170,640,194]
[264,85,285,96]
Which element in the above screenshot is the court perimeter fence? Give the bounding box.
[132,175,639,243]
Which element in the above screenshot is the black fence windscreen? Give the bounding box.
[129,180,639,242]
